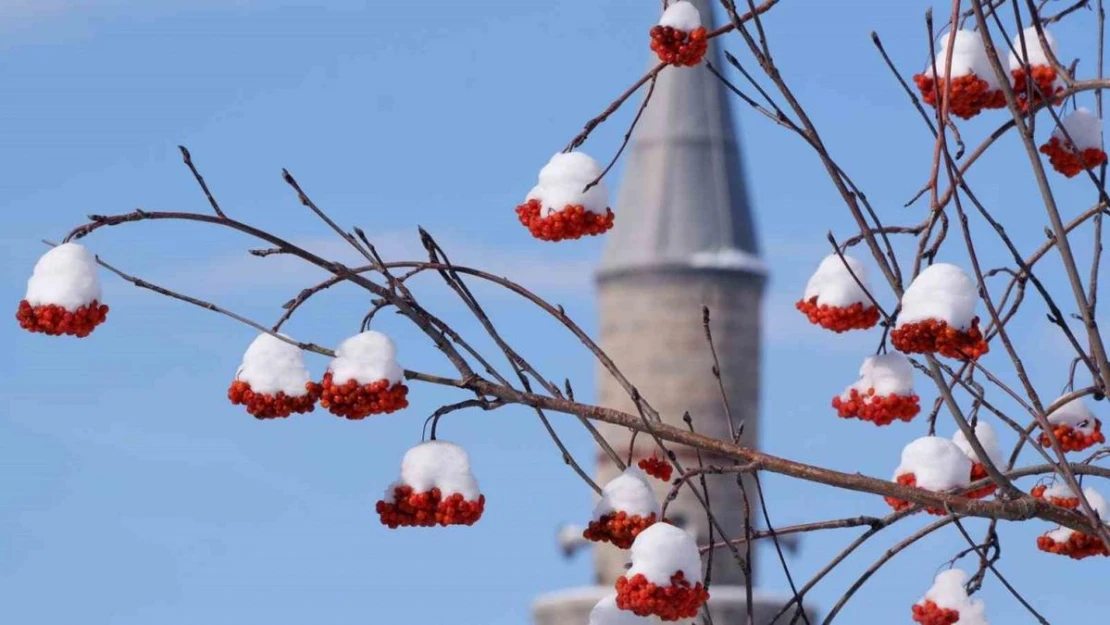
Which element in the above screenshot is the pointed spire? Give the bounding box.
[598,0,763,279]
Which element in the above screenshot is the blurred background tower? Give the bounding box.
[532,1,810,622]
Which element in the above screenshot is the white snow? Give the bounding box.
[1008,25,1059,71]
[588,594,663,625]
[387,440,481,501]
[952,421,1004,469]
[1043,481,1078,501]
[1047,396,1100,434]
[526,152,609,217]
[840,353,915,400]
[25,243,103,312]
[235,333,313,397]
[802,254,872,308]
[1052,108,1103,151]
[626,523,703,586]
[592,467,661,521]
[328,331,403,386]
[897,263,979,330]
[924,30,1003,91]
[894,436,972,492]
[920,569,989,625]
[658,1,702,31]
[1046,487,1109,541]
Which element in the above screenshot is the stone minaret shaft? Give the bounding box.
[593,0,763,588]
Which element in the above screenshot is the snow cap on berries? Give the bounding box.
[658,0,702,31]
[1048,396,1100,433]
[1045,487,1109,542]
[387,440,481,501]
[1043,481,1079,501]
[1052,108,1103,152]
[841,353,914,399]
[897,263,978,330]
[588,594,663,625]
[526,152,609,217]
[235,333,314,397]
[328,330,403,386]
[803,254,872,308]
[894,436,972,491]
[920,569,989,625]
[626,523,703,586]
[593,466,661,521]
[25,243,103,312]
[1008,25,1058,71]
[924,30,1002,90]
[952,421,1004,468]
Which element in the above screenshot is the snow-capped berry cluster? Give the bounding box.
[796,254,881,333]
[584,467,661,549]
[1039,396,1105,452]
[885,436,972,515]
[1039,108,1108,178]
[891,263,988,360]
[649,1,707,67]
[17,243,109,338]
[588,594,662,625]
[913,30,1005,120]
[952,421,1003,500]
[227,333,321,419]
[832,353,920,426]
[1030,482,1081,509]
[1009,26,1064,111]
[376,441,485,528]
[319,331,408,419]
[637,455,673,482]
[911,569,989,625]
[516,152,614,242]
[615,523,709,621]
[1036,487,1110,559]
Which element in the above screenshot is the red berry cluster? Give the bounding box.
[885,473,947,516]
[912,73,1005,120]
[638,455,673,481]
[795,297,881,333]
[965,462,997,500]
[16,299,109,338]
[891,317,989,361]
[1039,137,1108,178]
[1012,66,1063,112]
[649,25,708,67]
[1037,419,1105,452]
[832,388,920,426]
[375,485,485,528]
[583,511,658,549]
[318,372,409,419]
[911,599,961,625]
[227,380,321,420]
[1030,484,1081,509]
[515,199,615,242]
[615,571,709,621]
[1037,530,1110,560]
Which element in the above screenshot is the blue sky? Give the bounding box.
[3,1,1108,623]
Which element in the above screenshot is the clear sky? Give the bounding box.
[2,1,1108,623]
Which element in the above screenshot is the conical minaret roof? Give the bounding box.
[598,0,763,279]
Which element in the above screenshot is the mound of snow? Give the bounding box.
[658,1,702,31]
[25,243,103,311]
[802,254,872,308]
[924,30,1003,91]
[387,440,481,501]
[1046,487,1109,541]
[920,569,989,625]
[1048,396,1100,433]
[526,152,609,217]
[593,467,661,520]
[895,436,972,491]
[952,421,1004,468]
[1052,108,1103,152]
[841,353,914,399]
[1008,25,1058,70]
[627,523,703,586]
[329,331,403,385]
[897,263,978,330]
[236,333,313,396]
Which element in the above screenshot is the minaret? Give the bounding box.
[533,1,805,622]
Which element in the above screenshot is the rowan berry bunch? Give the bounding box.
[911,600,961,625]
[649,25,708,67]
[584,511,659,550]
[615,572,709,621]
[1030,484,1080,509]
[1039,420,1105,452]
[1011,65,1063,111]
[376,485,486,528]
[891,318,989,360]
[1039,138,1108,178]
[913,73,1005,120]
[884,472,949,515]
[227,380,321,419]
[319,373,409,419]
[964,463,997,500]
[637,455,673,482]
[1036,529,1110,560]
[16,299,109,338]
[795,298,880,333]
[832,388,920,426]
[515,199,616,242]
